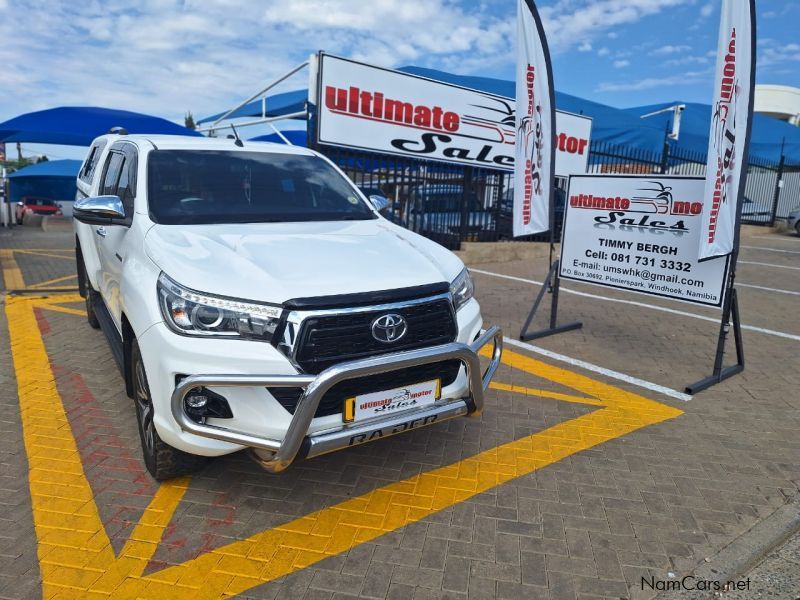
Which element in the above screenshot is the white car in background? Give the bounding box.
[73,133,502,480]
[788,204,800,236]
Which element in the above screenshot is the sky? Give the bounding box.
[1,0,798,160]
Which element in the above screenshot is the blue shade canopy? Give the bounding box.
[622,102,800,163]
[0,106,201,146]
[198,90,308,125]
[249,129,308,146]
[200,64,800,163]
[8,159,82,178]
[7,159,81,205]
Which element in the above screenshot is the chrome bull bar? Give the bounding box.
[171,326,503,472]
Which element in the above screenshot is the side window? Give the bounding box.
[101,152,124,196]
[117,157,136,216]
[79,141,107,184]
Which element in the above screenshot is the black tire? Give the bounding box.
[795,222,800,237]
[82,262,101,329]
[131,340,207,480]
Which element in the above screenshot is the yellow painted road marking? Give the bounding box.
[28,274,79,289]
[6,247,73,252]
[489,381,605,407]
[6,295,188,597]
[0,249,25,289]
[14,249,76,261]
[30,295,86,317]
[116,477,191,577]
[5,293,683,598]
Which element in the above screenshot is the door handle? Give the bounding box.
[95,226,107,238]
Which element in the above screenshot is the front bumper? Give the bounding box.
[171,326,503,472]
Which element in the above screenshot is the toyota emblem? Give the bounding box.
[371,313,408,343]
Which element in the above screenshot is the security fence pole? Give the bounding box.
[659,123,670,174]
[769,139,785,227]
[459,167,473,246]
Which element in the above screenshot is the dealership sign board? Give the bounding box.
[560,175,729,307]
[313,53,591,177]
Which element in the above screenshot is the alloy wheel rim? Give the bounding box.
[134,359,155,454]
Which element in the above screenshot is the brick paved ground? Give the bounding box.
[1,224,798,599]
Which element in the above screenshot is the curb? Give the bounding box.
[656,495,800,599]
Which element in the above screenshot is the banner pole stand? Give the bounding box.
[519,259,583,342]
[685,283,744,395]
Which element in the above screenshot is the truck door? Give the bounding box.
[95,143,137,331]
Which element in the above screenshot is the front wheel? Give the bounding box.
[81,259,101,329]
[131,340,207,480]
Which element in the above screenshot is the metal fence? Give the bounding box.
[324,148,509,250]
[320,140,798,250]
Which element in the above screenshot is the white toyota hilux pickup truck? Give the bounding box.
[73,133,502,480]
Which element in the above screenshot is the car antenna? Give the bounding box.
[230,124,244,147]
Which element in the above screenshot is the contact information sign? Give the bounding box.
[560,175,729,307]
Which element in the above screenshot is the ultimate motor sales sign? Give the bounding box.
[560,175,729,307]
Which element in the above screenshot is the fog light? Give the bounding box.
[180,385,233,422]
[186,393,209,409]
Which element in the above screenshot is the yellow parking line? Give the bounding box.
[14,249,75,261]
[0,249,25,289]
[7,295,119,595]
[6,295,188,597]
[30,296,86,317]
[28,274,79,289]
[8,247,73,252]
[6,293,683,598]
[489,381,605,407]
[114,477,191,578]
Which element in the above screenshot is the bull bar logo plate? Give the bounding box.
[343,378,441,423]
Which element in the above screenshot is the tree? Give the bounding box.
[184,112,196,130]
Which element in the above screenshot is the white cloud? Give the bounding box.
[539,0,694,53]
[596,69,711,92]
[651,44,692,55]
[613,59,630,68]
[578,42,593,52]
[759,41,800,68]
[700,3,713,18]
[597,47,611,56]
[0,0,514,124]
[663,53,712,67]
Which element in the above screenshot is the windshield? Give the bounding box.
[147,150,375,224]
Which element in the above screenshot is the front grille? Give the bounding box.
[293,298,457,375]
[269,360,461,418]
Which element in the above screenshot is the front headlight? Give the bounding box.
[157,273,282,340]
[450,268,475,312]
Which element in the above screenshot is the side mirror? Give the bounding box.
[368,194,390,213]
[73,195,125,225]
